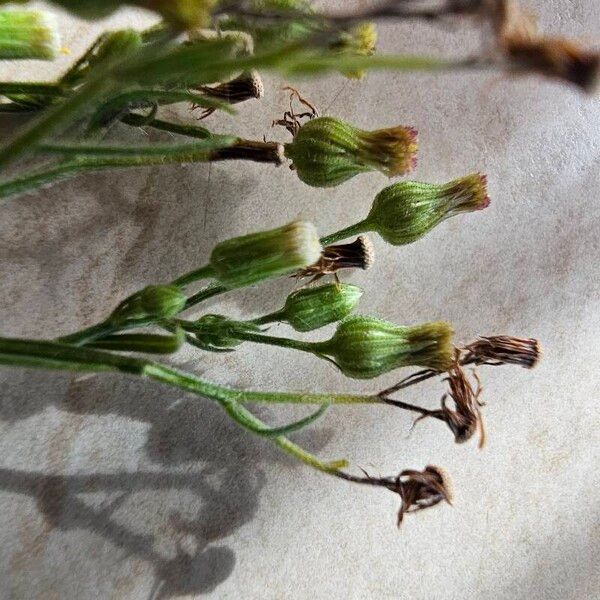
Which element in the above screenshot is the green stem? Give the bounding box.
[0,82,65,97]
[172,264,216,288]
[38,136,236,158]
[320,220,369,246]
[121,113,212,139]
[184,284,229,310]
[0,74,111,170]
[0,336,380,470]
[250,309,286,326]
[57,317,155,346]
[232,330,317,354]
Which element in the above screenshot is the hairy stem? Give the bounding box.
[320,220,369,246]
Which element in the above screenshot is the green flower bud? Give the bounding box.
[315,316,454,379]
[0,10,60,60]
[284,117,418,188]
[364,173,490,245]
[329,22,378,80]
[110,285,187,322]
[188,314,260,351]
[322,173,490,247]
[209,221,322,288]
[281,283,363,332]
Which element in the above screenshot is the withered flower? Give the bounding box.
[395,465,453,526]
[463,335,541,369]
[414,362,486,448]
[295,235,374,283]
[194,70,264,118]
[492,0,600,91]
[336,464,453,527]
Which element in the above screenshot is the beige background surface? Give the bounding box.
[0,1,599,599]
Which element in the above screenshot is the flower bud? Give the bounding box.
[316,316,454,379]
[110,285,187,322]
[329,22,378,80]
[281,283,363,332]
[209,221,322,288]
[188,314,259,350]
[0,10,60,60]
[364,173,490,245]
[284,117,418,188]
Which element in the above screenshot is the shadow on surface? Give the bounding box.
[0,368,334,597]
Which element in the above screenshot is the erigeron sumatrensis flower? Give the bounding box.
[208,221,322,288]
[322,173,490,246]
[278,283,363,332]
[284,117,418,187]
[314,316,454,379]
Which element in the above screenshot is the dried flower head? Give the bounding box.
[493,0,600,91]
[194,70,264,118]
[295,236,374,283]
[414,362,486,448]
[337,464,453,526]
[395,465,453,526]
[463,335,541,369]
[284,117,418,187]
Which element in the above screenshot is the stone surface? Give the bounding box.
[0,1,599,599]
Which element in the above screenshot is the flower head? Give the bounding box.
[284,117,418,187]
[364,173,490,245]
[316,316,454,379]
[395,465,453,526]
[187,314,260,351]
[463,335,541,369]
[0,10,60,60]
[295,236,374,282]
[329,22,378,80]
[209,221,322,288]
[281,283,363,332]
[414,362,486,448]
[110,285,187,322]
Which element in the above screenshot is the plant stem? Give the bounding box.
[120,114,212,139]
[250,310,286,326]
[172,264,216,288]
[211,140,285,164]
[0,82,65,96]
[320,220,369,246]
[0,336,379,470]
[184,283,229,311]
[231,330,317,354]
[57,317,156,346]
